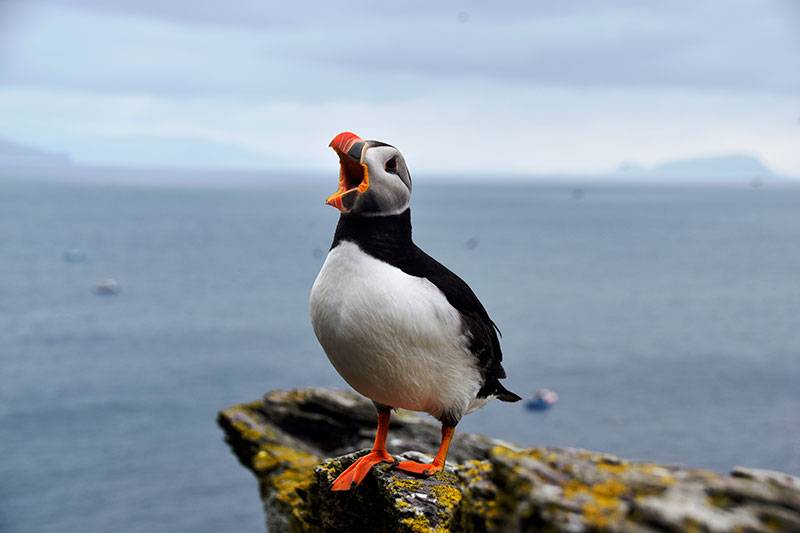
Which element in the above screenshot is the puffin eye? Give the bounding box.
[384,156,398,174]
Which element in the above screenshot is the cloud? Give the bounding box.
[2,0,799,100]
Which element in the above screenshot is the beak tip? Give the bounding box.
[329,131,363,153]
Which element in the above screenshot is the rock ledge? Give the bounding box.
[217,388,800,532]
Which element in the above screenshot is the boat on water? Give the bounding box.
[93,279,120,295]
[525,388,559,412]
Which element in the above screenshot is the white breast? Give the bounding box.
[309,241,483,421]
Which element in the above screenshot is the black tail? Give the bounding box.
[495,382,522,403]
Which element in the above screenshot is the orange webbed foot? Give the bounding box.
[330,450,395,491]
[395,459,444,477]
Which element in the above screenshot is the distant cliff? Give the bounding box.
[616,153,787,183]
[0,138,72,168]
[218,388,800,532]
[649,154,773,179]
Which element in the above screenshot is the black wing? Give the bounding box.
[397,245,520,401]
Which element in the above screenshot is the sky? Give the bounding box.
[0,0,799,176]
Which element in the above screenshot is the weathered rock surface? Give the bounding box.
[218,388,800,532]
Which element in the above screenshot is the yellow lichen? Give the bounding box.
[491,446,550,467]
[458,459,492,483]
[387,477,424,493]
[252,445,318,531]
[575,478,627,528]
[395,499,412,510]
[400,514,450,533]
[597,462,629,474]
[242,399,266,411]
[562,479,590,499]
[655,474,676,486]
[229,417,266,442]
[489,445,523,459]
[430,484,462,511]
[254,450,276,471]
[527,448,545,460]
[583,501,614,528]
[430,471,459,485]
[252,444,317,474]
[481,499,500,520]
[592,495,621,512]
[591,478,626,499]
[271,467,313,512]
[221,403,285,444]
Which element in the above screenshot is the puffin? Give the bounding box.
[310,132,520,491]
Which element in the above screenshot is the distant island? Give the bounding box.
[0,137,72,168]
[616,153,781,183]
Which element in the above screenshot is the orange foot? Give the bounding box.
[331,450,395,491]
[395,460,444,477]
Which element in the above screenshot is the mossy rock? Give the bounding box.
[218,388,800,532]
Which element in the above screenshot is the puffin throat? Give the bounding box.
[326,131,369,212]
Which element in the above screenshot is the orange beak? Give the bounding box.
[326,131,370,212]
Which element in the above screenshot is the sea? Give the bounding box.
[1,177,799,532]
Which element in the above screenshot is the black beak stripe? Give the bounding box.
[347,142,365,161]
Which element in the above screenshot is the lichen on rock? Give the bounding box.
[217,388,800,532]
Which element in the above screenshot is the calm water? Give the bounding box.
[1,178,799,532]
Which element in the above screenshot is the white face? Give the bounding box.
[358,145,412,216]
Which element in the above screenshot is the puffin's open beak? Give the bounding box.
[327,131,369,212]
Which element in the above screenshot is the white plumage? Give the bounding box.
[310,241,484,421]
